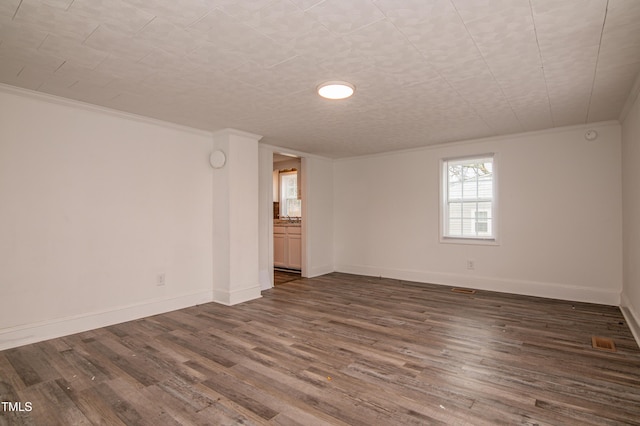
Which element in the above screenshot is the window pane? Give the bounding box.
[448,219,462,236]
[462,176,477,199]
[477,202,492,217]
[478,177,492,198]
[448,165,462,199]
[462,218,474,236]
[449,164,462,183]
[462,202,476,218]
[287,199,301,217]
[281,174,297,198]
[448,202,462,218]
[477,218,492,236]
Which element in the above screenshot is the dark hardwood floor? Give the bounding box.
[274,270,301,286]
[1,273,639,425]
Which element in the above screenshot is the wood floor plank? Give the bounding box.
[24,380,92,426]
[3,348,45,387]
[201,373,279,421]
[228,359,383,426]
[0,381,36,426]
[1,272,640,425]
[274,270,302,286]
[82,339,160,388]
[56,381,128,426]
[228,362,352,426]
[0,353,29,392]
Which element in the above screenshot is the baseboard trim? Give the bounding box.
[212,285,262,306]
[0,290,213,351]
[335,264,620,306]
[305,264,334,278]
[620,293,640,349]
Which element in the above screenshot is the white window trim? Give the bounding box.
[439,153,499,246]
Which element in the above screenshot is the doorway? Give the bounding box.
[273,153,303,279]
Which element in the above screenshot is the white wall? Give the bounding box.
[258,146,274,290]
[303,156,334,278]
[622,89,640,343]
[211,129,262,305]
[0,87,214,350]
[334,123,623,305]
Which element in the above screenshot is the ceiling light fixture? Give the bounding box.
[317,81,355,100]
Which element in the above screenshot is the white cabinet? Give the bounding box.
[286,227,301,270]
[273,227,286,268]
[274,225,301,270]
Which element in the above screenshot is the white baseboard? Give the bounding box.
[0,290,213,351]
[335,264,620,306]
[621,292,640,349]
[212,285,262,306]
[305,264,334,278]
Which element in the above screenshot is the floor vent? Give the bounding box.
[591,336,616,352]
[451,288,476,295]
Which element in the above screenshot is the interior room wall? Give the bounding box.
[334,122,623,305]
[211,129,262,305]
[622,88,640,343]
[0,87,214,350]
[302,156,334,278]
[258,146,274,290]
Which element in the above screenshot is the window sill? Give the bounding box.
[440,237,499,246]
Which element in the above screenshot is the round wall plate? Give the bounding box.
[584,130,598,141]
[209,150,226,168]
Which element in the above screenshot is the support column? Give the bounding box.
[211,128,262,305]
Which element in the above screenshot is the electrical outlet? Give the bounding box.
[466,260,475,270]
[157,273,166,286]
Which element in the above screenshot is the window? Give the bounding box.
[280,171,301,218]
[441,155,495,241]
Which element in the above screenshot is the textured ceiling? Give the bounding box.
[1,0,639,158]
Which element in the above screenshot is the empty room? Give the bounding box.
[1,0,640,424]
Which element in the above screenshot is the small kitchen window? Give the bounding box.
[280,171,301,218]
[441,154,497,243]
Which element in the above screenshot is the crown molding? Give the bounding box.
[259,142,333,161]
[335,120,621,162]
[0,83,213,137]
[211,128,263,141]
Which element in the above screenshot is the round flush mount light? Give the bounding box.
[317,81,355,100]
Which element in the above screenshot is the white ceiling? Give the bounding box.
[1,0,639,158]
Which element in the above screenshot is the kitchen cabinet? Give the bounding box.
[287,229,301,269]
[274,225,301,270]
[274,230,286,267]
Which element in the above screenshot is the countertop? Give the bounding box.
[274,220,301,227]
